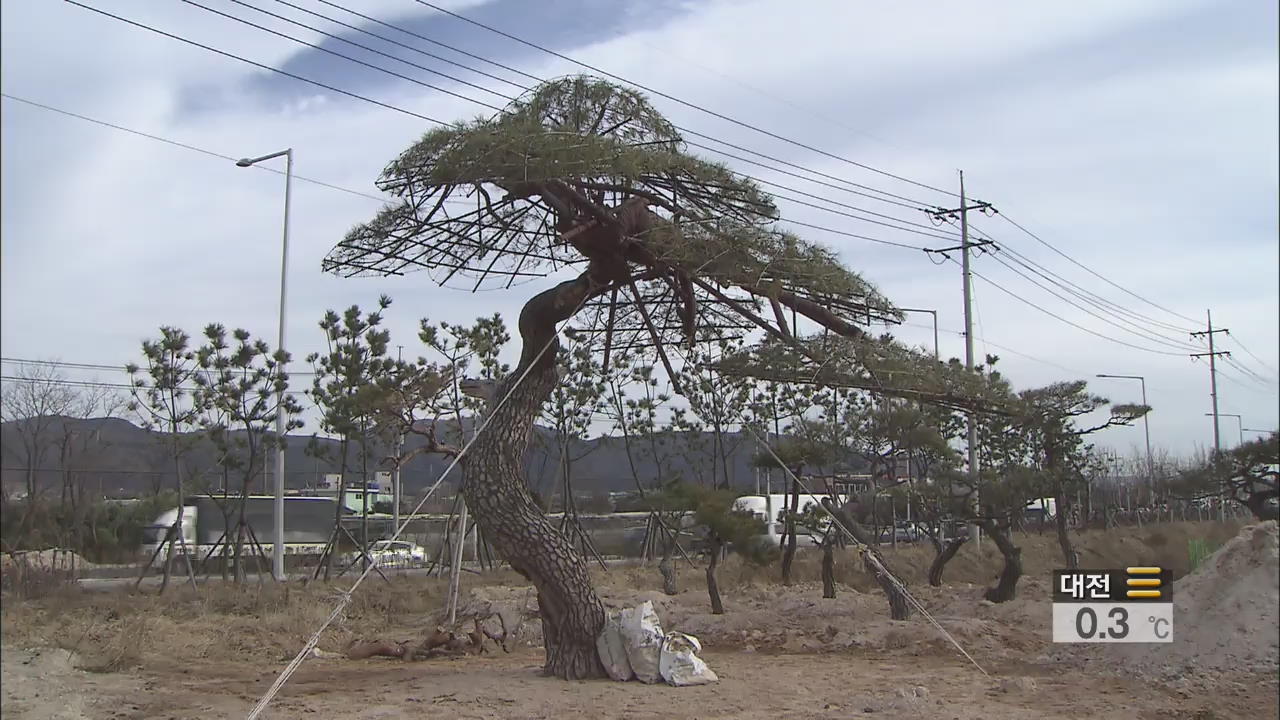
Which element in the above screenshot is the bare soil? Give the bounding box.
[3,521,1275,720]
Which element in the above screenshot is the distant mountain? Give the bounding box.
[1,415,871,500]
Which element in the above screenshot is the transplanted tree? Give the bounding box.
[193,324,303,583]
[720,336,1021,615]
[645,481,771,614]
[305,296,395,579]
[126,327,204,594]
[328,76,994,678]
[961,376,1148,601]
[1177,431,1279,521]
[751,426,834,586]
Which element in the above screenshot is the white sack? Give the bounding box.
[595,612,634,682]
[659,631,719,686]
[618,601,664,683]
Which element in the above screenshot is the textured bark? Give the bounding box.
[706,536,724,615]
[979,520,1023,603]
[780,476,800,586]
[927,536,966,587]
[462,272,608,680]
[820,542,836,599]
[1054,493,1079,569]
[659,555,678,596]
[829,503,910,619]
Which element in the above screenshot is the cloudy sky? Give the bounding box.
[2,0,1276,460]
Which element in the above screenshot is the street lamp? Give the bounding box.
[1243,427,1273,435]
[236,148,293,582]
[898,308,939,359]
[1095,374,1153,476]
[1206,413,1243,446]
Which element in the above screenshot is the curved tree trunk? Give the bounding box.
[927,536,966,587]
[979,519,1022,603]
[462,273,608,680]
[829,503,911,619]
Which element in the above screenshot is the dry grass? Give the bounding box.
[0,568,527,673]
[1,520,1244,676]
[610,520,1251,597]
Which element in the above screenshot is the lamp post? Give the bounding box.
[1095,374,1152,477]
[1206,413,1243,446]
[236,148,292,582]
[1243,427,1273,436]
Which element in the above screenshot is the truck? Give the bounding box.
[140,494,347,568]
[732,493,834,546]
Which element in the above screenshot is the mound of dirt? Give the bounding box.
[1108,520,1279,675]
[0,548,91,573]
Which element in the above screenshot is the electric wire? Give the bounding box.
[59,2,942,254]
[982,252,1201,353]
[296,0,948,210]
[64,1,449,127]
[944,216,1201,339]
[954,259,1188,357]
[409,0,960,199]
[995,212,1201,327]
[966,223,1200,336]
[170,0,957,243]
[1224,333,1279,380]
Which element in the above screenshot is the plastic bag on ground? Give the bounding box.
[595,611,634,682]
[659,631,719,686]
[618,600,664,683]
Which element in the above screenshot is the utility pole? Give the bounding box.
[393,345,404,532]
[1190,310,1230,521]
[926,171,993,547]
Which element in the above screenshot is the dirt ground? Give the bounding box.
[3,521,1276,720]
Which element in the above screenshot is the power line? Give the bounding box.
[995,212,1200,327]
[956,259,1188,357]
[0,95,464,209]
[965,221,1199,336]
[172,0,954,242]
[1221,354,1275,387]
[1224,332,1278,380]
[64,2,449,127]
[213,0,945,213]
[312,0,543,86]
[232,0,520,98]
[1,357,318,376]
[983,251,1200,353]
[772,218,926,251]
[410,0,960,199]
[3,92,927,261]
[180,0,508,112]
[60,3,938,255]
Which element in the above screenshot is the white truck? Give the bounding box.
[141,494,343,568]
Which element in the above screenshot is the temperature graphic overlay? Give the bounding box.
[1051,567,1173,643]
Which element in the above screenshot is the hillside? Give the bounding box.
[0,415,869,500]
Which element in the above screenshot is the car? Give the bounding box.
[366,540,428,568]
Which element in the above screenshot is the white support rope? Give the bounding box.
[245,291,591,720]
[742,424,990,678]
